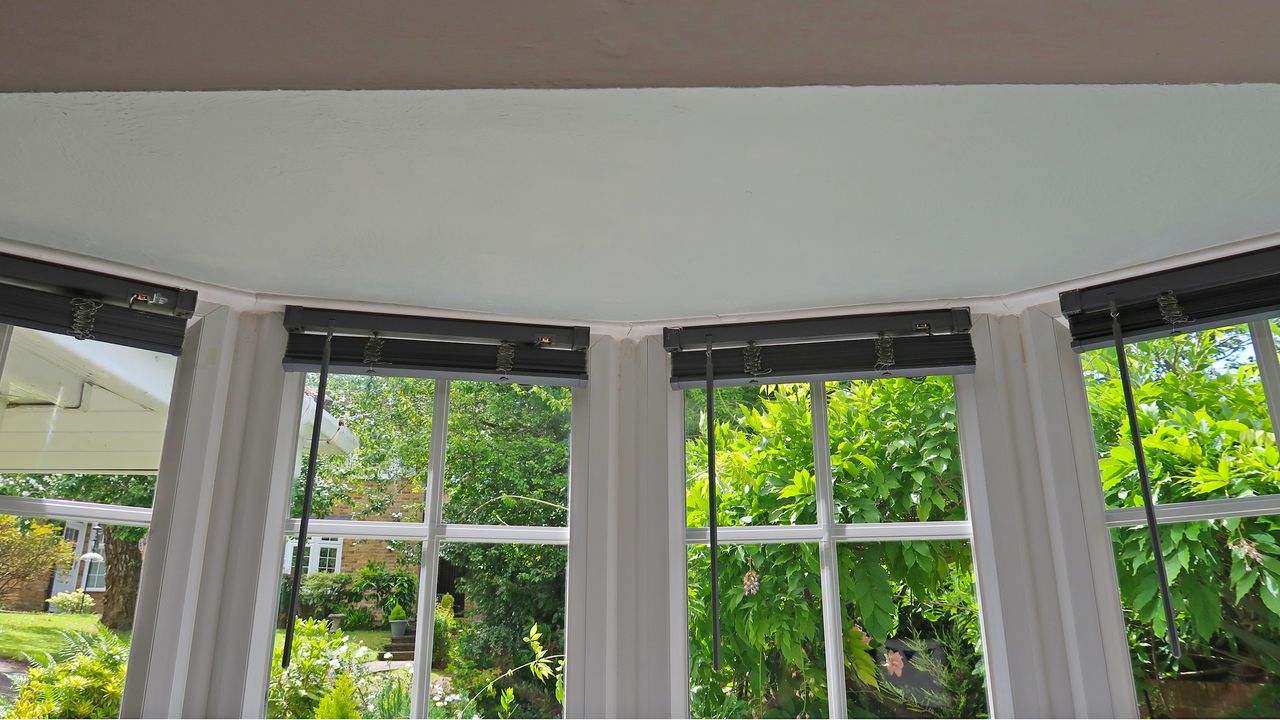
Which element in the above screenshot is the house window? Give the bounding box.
[273,376,572,720]
[84,526,107,592]
[1080,319,1280,717]
[282,536,342,575]
[684,378,989,719]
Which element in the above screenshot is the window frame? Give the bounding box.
[272,376,577,719]
[676,379,992,719]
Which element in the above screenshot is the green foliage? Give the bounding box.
[47,590,96,615]
[366,672,412,719]
[0,515,75,601]
[4,631,128,719]
[315,675,361,719]
[341,606,375,631]
[354,562,417,620]
[388,604,407,622]
[1083,326,1280,692]
[433,597,455,669]
[686,381,987,719]
[268,618,373,719]
[300,573,363,620]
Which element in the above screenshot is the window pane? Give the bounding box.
[442,382,571,527]
[836,542,988,718]
[433,542,566,718]
[0,328,177,507]
[686,384,817,528]
[294,374,435,523]
[0,326,177,719]
[826,377,967,523]
[1081,324,1276,508]
[1111,517,1280,717]
[688,543,828,718]
[270,536,419,719]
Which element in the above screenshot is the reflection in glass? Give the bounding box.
[837,542,988,718]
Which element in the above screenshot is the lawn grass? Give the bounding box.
[0,610,109,661]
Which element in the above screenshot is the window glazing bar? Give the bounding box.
[684,521,973,545]
[437,523,570,545]
[0,495,152,527]
[1103,494,1280,528]
[1248,319,1280,439]
[811,383,849,719]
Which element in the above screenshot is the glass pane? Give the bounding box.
[688,543,828,718]
[293,374,436,523]
[0,327,177,508]
[836,542,988,718]
[826,377,967,523]
[1111,517,1280,717]
[0,326,177,719]
[270,536,419,719]
[1081,323,1276,508]
[685,384,817,528]
[442,382,571,527]
[433,542,567,718]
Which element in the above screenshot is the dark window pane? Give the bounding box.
[837,542,988,718]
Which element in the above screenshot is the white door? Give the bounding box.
[50,521,86,600]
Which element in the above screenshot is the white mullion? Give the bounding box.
[684,524,825,545]
[0,495,153,527]
[812,382,849,719]
[410,380,451,720]
[437,523,569,544]
[829,520,973,542]
[283,518,430,540]
[1104,493,1280,528]
[1249,319,1280,438]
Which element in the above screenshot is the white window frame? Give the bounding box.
[1067,315,1280,714]
[281,535,343,575]
[83,524,108,591]
[675,379,992,719]
[273,377,576,719]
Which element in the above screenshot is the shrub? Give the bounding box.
[388,604,407,622]
[268,618,372,719]
[432,596,455,668]
[0,516,75,601]
[340,606,375,630]
[47,590,95,614]
[298,572,361,620]
[314,675,361,719]
[5,631,128,719]
[366,671,412,719]
[354,562,417,620]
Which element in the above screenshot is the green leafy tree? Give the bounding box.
[1083,326,1280,713]
[0,515,75,603]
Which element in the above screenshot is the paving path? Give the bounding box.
[0,658,28,701]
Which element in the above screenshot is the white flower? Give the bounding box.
[329,658,341,669]
[383,652,393,659]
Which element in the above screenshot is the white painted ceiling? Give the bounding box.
[1,86,1279,323]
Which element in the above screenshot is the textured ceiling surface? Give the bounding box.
[4,1,1280,90]
[1,86,1279,323]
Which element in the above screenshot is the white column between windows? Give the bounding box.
[410,380,451,719]
[811,383,849,719]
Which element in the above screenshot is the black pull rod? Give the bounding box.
[282,322,335,669]
[706,336,722,670]
[1110,302,1182,659]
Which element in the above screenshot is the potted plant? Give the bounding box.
[389,603,409,638]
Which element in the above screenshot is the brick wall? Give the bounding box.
[2,571,51,611]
